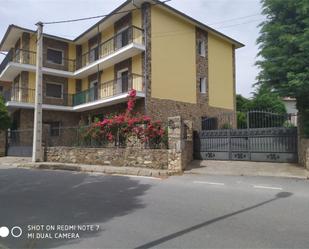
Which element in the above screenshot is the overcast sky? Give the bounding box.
[0,0,265,98]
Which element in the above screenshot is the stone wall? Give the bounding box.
[0,131,6,157]
[46,147,168,170]
[45,116,194,174]
[298,138,309,169]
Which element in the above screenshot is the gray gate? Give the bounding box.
[6,129,33,157]
[194,127,298,163]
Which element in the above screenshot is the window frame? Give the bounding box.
[198,40,206,57]
[45,82,64,99]
[46,47,64,65]
[199,77,207,94]
[45,121,61,137]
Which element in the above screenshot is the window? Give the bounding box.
[46,83,63,99]
[45,122,61,137]
[198,40,206,57]
[47,48,63,65]
[199,77,207,93]
[116,27,130,49]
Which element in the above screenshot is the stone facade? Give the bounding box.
[21,32,30,64]
[43,37,69,71]
[11,109,81,148]
[43,75,69,106]
[16,109,80,130]
[147,98,235,131]
[80,98,145,124]
[0,81,11,94]
[196,28,209,105]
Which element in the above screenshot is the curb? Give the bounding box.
[19,162,170,178]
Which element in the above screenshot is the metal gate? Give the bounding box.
[6,129,33,157]
[194,127,298,163]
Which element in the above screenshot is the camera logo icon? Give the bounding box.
[0,226,22,238]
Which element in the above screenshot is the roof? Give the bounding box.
[0,0,244,51]
[0,25,73,51]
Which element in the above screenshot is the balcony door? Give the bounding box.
[116,27,130,49]
[13,80,22,102]
[90,80,98,101]
[89,44,99,64]
[117,69,129,95]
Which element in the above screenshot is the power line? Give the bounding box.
[216,19,264,29]
[42,0,171,25]
[209,13,261,25]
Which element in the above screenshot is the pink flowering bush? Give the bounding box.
[82,89,168,148]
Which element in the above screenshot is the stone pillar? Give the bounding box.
[167,116,184,173]
[182,120,194,166]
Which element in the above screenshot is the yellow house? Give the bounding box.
[0,0,244,136]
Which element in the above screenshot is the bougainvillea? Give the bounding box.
[83,89,167,148]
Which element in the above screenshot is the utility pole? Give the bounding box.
[32,22,43,162]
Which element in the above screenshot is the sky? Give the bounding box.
[0,0,265,98]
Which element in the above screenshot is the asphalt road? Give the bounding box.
[0,167,308,249]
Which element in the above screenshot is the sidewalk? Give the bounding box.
[1,157,308,179]
[186,160,309,179]
[0,157,168,178]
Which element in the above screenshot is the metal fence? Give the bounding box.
[45,124,168,149]
[6,129,34,156]
[202,110,298,130]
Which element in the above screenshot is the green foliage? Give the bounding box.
[283,121,296,128]
[0,96,10,131]
[256,0,309,135]
[221,123,232,129]
[236,87,286,114]
[236,88,286,128]
[236,94,251,111]
[237,111,247,128]
[248,85,286,114]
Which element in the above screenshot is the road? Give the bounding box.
[0,166,308,249]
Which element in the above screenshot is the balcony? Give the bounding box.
[4,74,145,112]
[0,26,145,81]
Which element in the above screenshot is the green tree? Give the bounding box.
[236,94,251,111]
[256,0,309,135]
[0,96,10,130]
[248,85,286,114]
[236,87,286,128]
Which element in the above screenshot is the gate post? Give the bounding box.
[167,116,184,174]
[228,129,231,160]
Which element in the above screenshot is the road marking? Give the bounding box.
[194,181,225,186]
[253,185,283,190]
